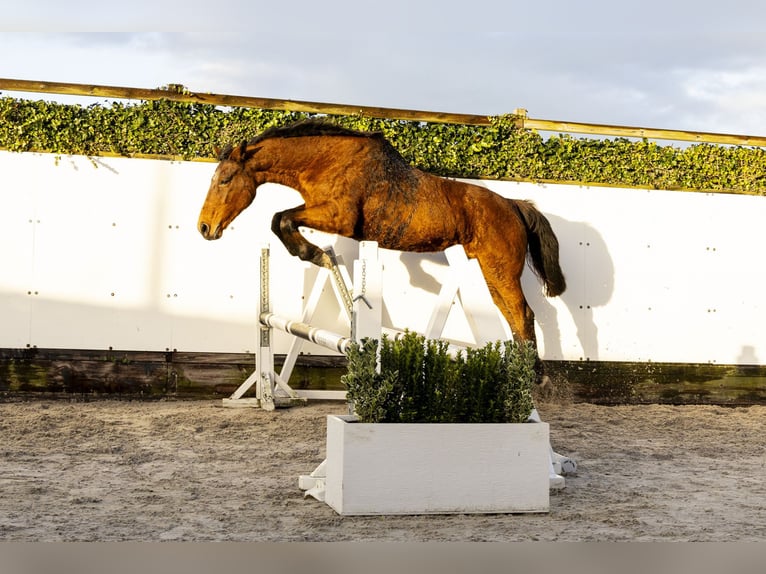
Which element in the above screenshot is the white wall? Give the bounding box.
[1,151,764,365]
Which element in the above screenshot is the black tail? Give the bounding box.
[514,200,566,297]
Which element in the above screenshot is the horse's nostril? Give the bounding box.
[200,222,209,236]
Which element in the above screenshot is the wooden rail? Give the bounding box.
[2,77,766,147]
[0,78,490,126]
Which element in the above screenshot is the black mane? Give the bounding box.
[219,120,382,160]
[252,120,381,144]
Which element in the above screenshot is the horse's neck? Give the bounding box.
[245,156,301,191]
[251,167,300,190]
[245,140,306,190]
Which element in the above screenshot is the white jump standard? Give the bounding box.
[222,243,372,409]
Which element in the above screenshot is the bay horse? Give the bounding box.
[197,120,566,352]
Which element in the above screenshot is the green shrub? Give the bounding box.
[341,332,536,423]
[2,95,766,194]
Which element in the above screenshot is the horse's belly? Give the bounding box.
[361,192,462,252]
[371,223,459,253]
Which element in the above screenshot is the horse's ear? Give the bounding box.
[228,141,249,162]
[212,145,221,158]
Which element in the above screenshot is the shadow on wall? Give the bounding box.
[396,251,446,295]
[738,345,760,365]
[523,214,614,361]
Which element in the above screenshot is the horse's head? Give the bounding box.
[198,142,257,240]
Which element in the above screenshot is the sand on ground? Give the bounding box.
[1,398,764,541]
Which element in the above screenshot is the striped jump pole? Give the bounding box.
[259,312,353,355]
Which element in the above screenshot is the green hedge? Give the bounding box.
[2,94,766,194]
[341,332,537,423]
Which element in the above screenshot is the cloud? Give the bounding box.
[674,64,766,135]
[5,1,766,140]
[2,2,223,31]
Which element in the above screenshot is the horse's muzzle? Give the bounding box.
[198,222,223,240]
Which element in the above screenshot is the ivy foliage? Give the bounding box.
[2,93,766,194]
[341,332,536,424]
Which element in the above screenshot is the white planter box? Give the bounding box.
[323,415,551,515]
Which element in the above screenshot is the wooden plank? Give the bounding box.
[522,116,766,146]
[2,347,765,404]
[545,360,766,405]
[0,347,346,398]
[0,78,490,126]
[3,77,766,146]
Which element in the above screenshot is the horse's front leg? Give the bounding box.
[271,206,336,269]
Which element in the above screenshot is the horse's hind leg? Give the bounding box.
[485,278,553,386]
[465,237,534,343]
[473,246,550,384]
[485,277,537,346]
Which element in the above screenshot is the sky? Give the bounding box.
[3,0,766,138]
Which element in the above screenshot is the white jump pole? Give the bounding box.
[259,312,353,354]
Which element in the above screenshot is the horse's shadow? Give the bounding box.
[396,214,614,360]
[527,214,614,360]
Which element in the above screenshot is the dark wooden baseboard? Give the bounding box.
[0,348,345,400]
[1,348,764,404]
[544,360,766,405]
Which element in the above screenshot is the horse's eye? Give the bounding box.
[220,175,233,185]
